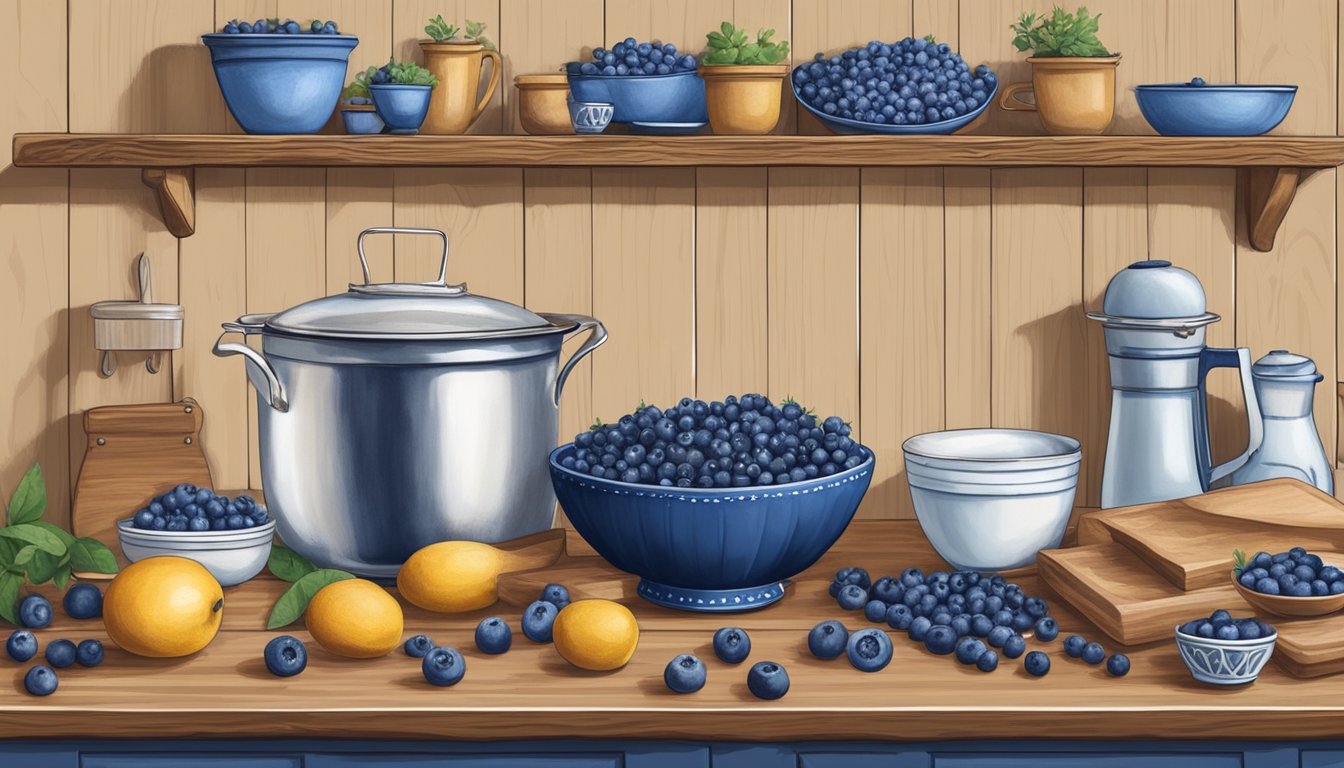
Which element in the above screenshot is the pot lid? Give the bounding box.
[1099,260,1208,319]
[1252,349,1321,379]
[264,227,555,340]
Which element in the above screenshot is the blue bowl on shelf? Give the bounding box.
[567,71,707,124]
[792,78,997,135]
[1135,82,1296,136]
[549,444,874,612]
[202,34,358,134]
[340,107,385,134]
[369,84,433,135]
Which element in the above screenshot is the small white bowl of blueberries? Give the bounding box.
[119,484,275,587]
[1175,609,1277,685]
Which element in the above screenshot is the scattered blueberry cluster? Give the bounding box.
[566,395,866,489]
[567,37,699,76]
[663,625,790,699]
[792,37,997,126]
[1179,609,1276,642]
[222,18,340,34]
[1236,547,1344,597]
[1062,633,1130,676]
[132,484,269,532]
[9,590,106,696]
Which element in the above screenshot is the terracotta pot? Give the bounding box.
[514,74,573,135]
[998,55,1122,135]
[699,64,789,135]
[419,40,502,134]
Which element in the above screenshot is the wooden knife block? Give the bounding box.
[72,400,213,572]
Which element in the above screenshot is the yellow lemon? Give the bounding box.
[305,578,404,658]
[397,541,504,613]
[552,599,640,671]
[103,556,223,658]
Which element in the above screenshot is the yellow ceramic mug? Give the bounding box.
[998,55,1121,135]
[419,41,503,134]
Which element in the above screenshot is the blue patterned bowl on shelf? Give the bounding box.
[792,78,997,135]
[567,71,707,124]
[1174,623,1277,685]
[202,33,358,134]
[549,444,873,612]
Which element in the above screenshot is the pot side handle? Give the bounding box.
[212,325,289,413]
[538,313,608,407]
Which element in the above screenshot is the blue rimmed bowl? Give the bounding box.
[567,71,707,124]
[550,444,874,612]
[792,78,997,135]
[1136,82,1297,136]
[202,33,358,134]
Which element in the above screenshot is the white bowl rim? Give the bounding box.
[903,428,1081,463]
[1173,622,1279,645]
[119,537,274,553]
[117,518,275,540]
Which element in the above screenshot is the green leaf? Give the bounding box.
[0,537,19,568]
[26,549,60,584]
[28,521,74,547]
[0,524,67,557]
[69,537,118,574]
[267,569,355,629]
[706,31,730,49]
[12,545,36,568]
[267,542,317,582]
[0,572,19,625]
[52,565,71,590]
[7,463,45,526]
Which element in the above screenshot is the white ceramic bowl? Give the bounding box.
[903,428,1081,571]
[1174,624,1277,685]
[117,519,275,587]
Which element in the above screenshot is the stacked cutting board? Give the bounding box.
[1038,478,1344,677]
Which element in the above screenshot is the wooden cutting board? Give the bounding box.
[1077,479,1344,591]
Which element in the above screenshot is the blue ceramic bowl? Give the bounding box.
[340,108,385,134]
[1136,83,1297,136]
[567,71,707,124]
[202,34,358,134]
[550,444,874,611]
[793,77,997,135]
[369,84,433,134]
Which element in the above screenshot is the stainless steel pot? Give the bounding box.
[213,227,606,578]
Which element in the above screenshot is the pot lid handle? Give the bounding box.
[355,227,466,295]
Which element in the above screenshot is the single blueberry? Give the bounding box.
[885,603,913,630]
[422,646,466,686]
[264,635,307,676]
[924,624,958,655]
[63,584,102,620]
[75,639,103,668]
[863,599,888,623]
[18,595,51,629]
[45,639,75,668]
[955,637,987,665]
[1063,635,1087,657]
[541,583,571,610]
[808,620,849,659]
[747,661,790,700]
[7,630,38,662]
[1107,653,1131,677]
[1002,634,1026,659]
[1082,642,1105,664]
[713,627,751,664]
[907,616,933,642]
[1034,617,1059,642]
[664,653,707,693]
[846,628,893,672]
[837,584,868,611]
[404,634,434,658]
[23,665,57,696]
[475,617,512,655]
[522,600,559,643]
[970,614,994,637]
[976,649,1000,672]
[1024,650,1051,677]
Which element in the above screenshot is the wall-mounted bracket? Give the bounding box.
[1242,166,1305,252]
[141,168,195,238]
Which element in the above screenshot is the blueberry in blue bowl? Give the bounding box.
[264,635,307,677]
[550,395,874,613]
[664,654,707,693]
[808,620,849,659]
[713,627,751,664]
[566,37,706,125]
[1175,610,1278,685]
[746,661,790,700]
[422,646,466,687]
[846,628,893,672]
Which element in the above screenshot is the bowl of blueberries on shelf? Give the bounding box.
[119,485,276,587]
[202,18,358,134]
[1231,546,1344,617]
[792,36,997,134]
[566,37,707,132]
[549,394,873,612]
[1175,609,1277,685]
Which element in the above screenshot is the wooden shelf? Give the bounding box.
[14,132,1344,246]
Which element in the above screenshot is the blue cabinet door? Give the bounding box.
[931,754,1242,768]
[83,757,300,768]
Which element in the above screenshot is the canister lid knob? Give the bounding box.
[1100,260,1207,319]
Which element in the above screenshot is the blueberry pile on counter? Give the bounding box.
[221,18,340,34]
[567,37,699,76]
[565,394,866,488]
[132,484,268,532]
[8,588,107,697]
[1179,609,1276,641]
[792,37,997,126]
[1236,547,1343,597]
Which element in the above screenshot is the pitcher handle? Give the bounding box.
[538,313,607,407]
[473,49,503,122]
[998,82,1037,111]
[1198,347,1263,488]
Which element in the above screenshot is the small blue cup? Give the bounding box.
[569,101,614,134]
[369,84,433,135]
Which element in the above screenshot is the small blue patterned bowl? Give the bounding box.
[550,444,873,612]
[569,100,614,134]
[1174,624,1278,685]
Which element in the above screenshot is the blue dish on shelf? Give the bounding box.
[369,84,432,135]
[792,79,997,135]
[550,444,874,612]
[1135,81,1297,136]
[567,71,707,124]
[202,33,358,134]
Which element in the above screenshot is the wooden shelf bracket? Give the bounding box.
[141,168,195,238]
[1242,166,1303,252]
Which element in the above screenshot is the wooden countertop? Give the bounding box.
[5,520,1343,742]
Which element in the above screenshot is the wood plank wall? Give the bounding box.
[2,0,1340,529]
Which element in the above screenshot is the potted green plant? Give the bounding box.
[419,15,502,134]
[698,22,790,134]
[338,72,385,134]
[366,58,440,135]
[999,6,1121,134]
